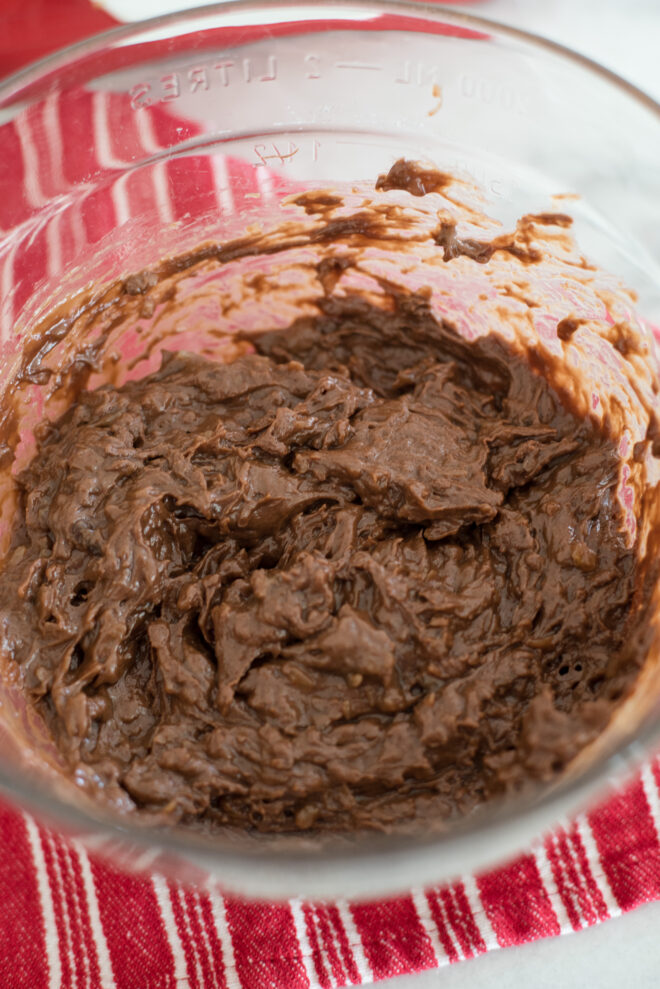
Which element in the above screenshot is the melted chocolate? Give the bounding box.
[376,159,452,197]
[0,286,644,834]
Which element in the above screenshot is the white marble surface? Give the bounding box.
[475,0,660,101]
[96,0,660,984]
[379,900,660,989]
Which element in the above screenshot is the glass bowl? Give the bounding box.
[0,0,659,900]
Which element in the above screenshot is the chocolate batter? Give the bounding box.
[0,280,644,833]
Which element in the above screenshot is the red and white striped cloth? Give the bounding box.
[2,756,660,988]
[3,3,660,987]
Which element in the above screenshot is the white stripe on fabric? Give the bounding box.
[556,821,604,927]
[151,161,175,226]
[461,874,499,952]
[317,904,343,989]
[92,92,127,170]
[325,902,360,988]
[573,813,620,917]
[92,92,134,225]
[205,889,241,989]
[57,833,91,989]
[134,109,162,156]
[172,883,205,988]
[200,892,235,989]
[255,164,275,203]
[23,814,62,989]
[14,113,48,208]
[74,843,116,989]
[48,828,83,986]
[189,891,220,989]
[121,846,162,873]
[45,210,63,281]
[70,199,86,258]
[447,887,476,959]
[410,888,446,965]
[110,172,132,229]
[42,828,78,989]
[133,112,176,227]
[60,842,94,988]
[212,155,236,217]
[0,245,17,342]
[334,898,371,985]
[151,874,188,984]
[289,898,321,988]
[43,92,67,195]
[433,888,467,962]
[641,761,660,839]
[533,843,573,934]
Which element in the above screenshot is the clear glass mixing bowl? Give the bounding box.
[0,1,659,899]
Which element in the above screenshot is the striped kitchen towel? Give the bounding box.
[3,3,660,988]
[2,756,660,987]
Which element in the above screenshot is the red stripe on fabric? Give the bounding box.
[439,887,476,959]
[58,207,82,274]
[91,859,176,989]
[425,889,458,963]
[19,105,55,203]
[66,844,102,988]
[302,903,330,989]
[39,829,73,989]
[225,155,260,200]
[451,883,487,957]
[165,156,219,223]
[0,124,31,230]
[80,185,117,249]
[477,854,561,946]
[183,889,216,989]
[58,92,101,189]
[588,776,660,910]
[124,167,159,228]
[0,807,48,989]
[40,94,67,196]
[556,829,598,927]
[316,904,347,986]
[327,903,361,985]
[351,895,436,980]
[53,835,88,989]
[102,94,175,231]
[568,825,610,923]
[198,894,227,989]
[105,92,152,164]
[2,0,118,76]
[225,898,309,989]
[544,835,581,931]
[11,223,49,321]
[148,105,204,151]
[168,883,200,989]
[226,154,285,213]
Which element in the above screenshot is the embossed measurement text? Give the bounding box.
[130,55,279,109]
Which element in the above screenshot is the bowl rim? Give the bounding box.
[1,0,660,899]
[1,0,659,118]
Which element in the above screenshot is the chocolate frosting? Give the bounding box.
[0,280,644,834]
